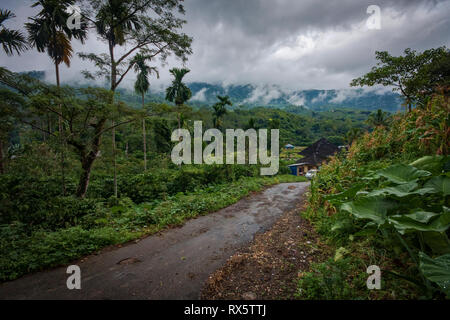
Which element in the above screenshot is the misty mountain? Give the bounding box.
[24,71,403,112]
[185,83,403,112]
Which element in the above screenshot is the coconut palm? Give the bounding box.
[165,68,192,129]
[26,0,87,195]
[366,109,390,128]
[133,53,159,171]
[347,127,362,144]
[0,9,28,56]
[26,0,87,88]
[212,95,232,130]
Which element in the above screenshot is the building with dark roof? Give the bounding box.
[288,138,339,176]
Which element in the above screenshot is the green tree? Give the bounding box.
[0,9,28,56]
[346,127,362,144]
[366,109,390,128]
[165,67,192,129]
[133,53,159,171]
[79,0,192,196]
[244,118,258,130]
[153,118,172,154]
[26,0,88,194]
[212,95,232,130]
[351,47,449,112]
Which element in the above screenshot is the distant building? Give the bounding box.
[288,138,339,176]
[284,144,295,149]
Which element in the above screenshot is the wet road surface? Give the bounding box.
[0,182,309,300]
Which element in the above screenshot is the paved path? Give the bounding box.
[0,182,309,300]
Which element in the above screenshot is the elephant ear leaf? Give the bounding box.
[424,176,450,196]
[419,252,450,297]
[388,210,450,234]
[323,183,365,205]
[410,156,449,175]
[377,164,431,184]
[341,197,396,226]
[366,182,434,197]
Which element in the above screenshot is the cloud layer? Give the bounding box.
[1,0,449,90]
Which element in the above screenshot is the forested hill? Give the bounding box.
[24,71,403,112]
[186,83,403,112]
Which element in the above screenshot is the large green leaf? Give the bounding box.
[410,156,449,175]
[423,232,450,255]
[341,197,397,225]
[366,182,434,198]
[377,164,431,184]
[324,183,365,205]
[419,252,450,297]
[424,176,450,196]
[388,210,450,234]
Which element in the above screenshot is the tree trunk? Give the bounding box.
[0,139,4,174]
[142,93,147,171]
[55,62,66,195]
[76,156,95,198]
[74,119,106,198]
[112,123,117,197]
[109,40,118,198]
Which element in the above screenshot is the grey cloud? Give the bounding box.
[0,0,449,90]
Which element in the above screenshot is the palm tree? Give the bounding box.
[347,127,362,144]
[133,53,159,171]
[0,9,28,56]
[26,0,87,195]
[366,109,390,128]
[212,95,232,130]
[165,68,192,129]
[26,0,87,89]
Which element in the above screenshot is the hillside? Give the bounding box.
[26,71,403,112]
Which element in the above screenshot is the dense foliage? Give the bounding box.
[299,93,449,299]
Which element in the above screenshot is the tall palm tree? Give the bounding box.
[212,95,232,130]
[133,53,159,171]
[0,9,28,56]
[26,0,87,89]
[26,0,87,195]
[366,109,390,128]
[347,127,362,144]
[165,68,192,129]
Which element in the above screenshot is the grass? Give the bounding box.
[0,174,306,282]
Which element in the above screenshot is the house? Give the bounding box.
[284,144,295,149]
[288,138,339,176]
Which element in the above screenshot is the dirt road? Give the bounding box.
[0,182,309,300]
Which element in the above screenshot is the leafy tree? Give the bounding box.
[0,85,25,173]
[0,9,28,56]
[133,53,159,171]
[153,118,172,154]
[0,70,136,198]
[165,67,192,129]
[366,109,390,128]
[78,0,192,196]
[351,47,449,112]
[212,95,232,130]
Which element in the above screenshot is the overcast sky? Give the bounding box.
[1,0,449,91]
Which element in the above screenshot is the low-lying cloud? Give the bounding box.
[0,0,449,91]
